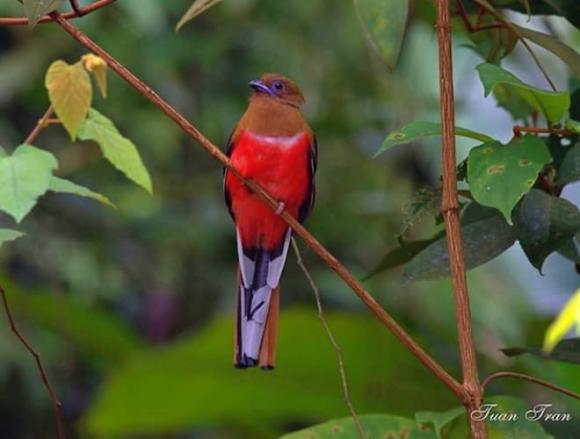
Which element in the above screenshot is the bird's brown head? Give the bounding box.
[248,73,305,107]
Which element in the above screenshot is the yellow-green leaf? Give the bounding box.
[544,288,580,353]
[45,60,92,139]
[81,54,108,98]
[175,0,223,31]
[49,176,115,208]
[78,109,153,194]
[22,0,65,27]
[0,144,58,223]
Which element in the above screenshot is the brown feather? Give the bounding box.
[258,285,279,369]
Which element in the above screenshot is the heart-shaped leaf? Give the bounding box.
[78,109,152,194]
[0,144,58,222]
[476,63,570,123]
[558,142,580,186]
[22,0,65,27]
[45,60,92,139]
[468,135,551,223]
[354,0,409,69]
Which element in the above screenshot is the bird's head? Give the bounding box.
[248,73,305,107]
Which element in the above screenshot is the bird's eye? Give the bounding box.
[272,81,284,92]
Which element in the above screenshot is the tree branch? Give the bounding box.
[436,0,486,437]
[23,106,54,145]
[291,239,366,439]
[482,371,580,401]
[49,10,465,399]
[0,0,115,25]
[0,285,65,439]
[513,125,574,137]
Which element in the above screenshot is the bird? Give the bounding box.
[223,73,317,369]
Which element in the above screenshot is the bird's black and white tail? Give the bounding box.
[234,229,291,369]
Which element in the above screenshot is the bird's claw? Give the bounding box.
[275,202,285,215]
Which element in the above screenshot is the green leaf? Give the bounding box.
[415,407,464,438]
[443,396,553,438]
[514,24,580,79]
[0,229,25,249]
[501,338,580,364]
[558,143,580,186]
[556,235,580,263]
[544,288,580,353]
[282,414,436,439]
[515,190,580,271]
[354,0,409,69]
[0,144,58,222]
[364,235,443,279]
[403,206,515,282]
[375,121,493,157]
[497,0,580,28]
[476,63,570,123]
[22,0,65,27]
[175,0,223,31]
[49,176,115,208]
[468,135,551,223]
[45,60,92,139]
[83,310,457,437]
[1,279,143,364]
[78,109,153,193]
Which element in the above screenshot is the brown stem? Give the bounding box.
[456,1,503,33]
[482,372,580,401]
[69,0,83,17]
[0,285,65,439]
[291,239,366,439]
[0,0,115,25]
[23,106,54,145]
[436,1,486,438]
[50,11,465,399]
[513,125,573,138]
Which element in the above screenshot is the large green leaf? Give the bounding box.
[281,414,436,439]
[0,229,24,250]
[49,176,115,208]
[501,338,580,364]
[514,25,580,79]
[375,121,493,157]
[0,144,58,222]
[415,406,464,438]
[175,0,223,31]
[22,0,65,27]
[468,135,551,223]
[557,143,580,186]
[515,190,580,271]
[354,0,409,69]
[45,60,92,139]
[402,204,515,282]
[83,310,456,437]
[78,109,153,193]
[476,63,570,123]
[1,279,143,364]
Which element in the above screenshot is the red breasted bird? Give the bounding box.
[223,73,317,369]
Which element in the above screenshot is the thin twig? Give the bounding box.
[436,0,486,437]
[482,371,580,401]
[50,11,466,399]
[23,106,54,145]
[69,0,83,17]
[291,239,366,439]
[513,125,573,137]
[0,285,65,439]
[0,0,115,25]
[471,0,557,91]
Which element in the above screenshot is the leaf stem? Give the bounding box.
[50,10,466,400]
[23,106,54,145]
[0,285,65,439]
[291,239,366,439]
[0,0,115,25]
[513,125,574,137]
[482,371,580,401]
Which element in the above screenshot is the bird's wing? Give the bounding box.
[298,135,317,223]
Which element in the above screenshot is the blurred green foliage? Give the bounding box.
[0,0,579,438]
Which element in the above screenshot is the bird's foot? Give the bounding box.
[275,201,286,215]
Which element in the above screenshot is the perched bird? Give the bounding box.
[223,73,317,369]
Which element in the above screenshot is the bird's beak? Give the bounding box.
[249,79,273,95]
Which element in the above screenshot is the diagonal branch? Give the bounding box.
[0,285,65,439]
[482,371,580,401]
[49,11,465,400]
[291,239,366,439]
